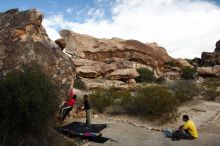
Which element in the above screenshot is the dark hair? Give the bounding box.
[73,95,77,99]
[84,94,88,99]
[183,115,189,120]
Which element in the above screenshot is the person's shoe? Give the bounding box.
[96,133,102,137]
[172,137,180,141]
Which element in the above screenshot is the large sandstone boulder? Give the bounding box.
[173,58,194,68]
[76,66,102,78]
[201,52,220,66]
[163,71,181,80]
[197,65,220,77]
[192,40,220,69]
[79,78,130,90]
[72,58,105,67]
[191,57,202,67]
[0,9,74,87]
[215,40,220,53]
[59,30,172,72]
[55,38,66,50]
[59,30,184,80]
[107,68,139,80]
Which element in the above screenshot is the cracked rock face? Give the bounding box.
[58,30,184,81]
[60,30,171,69]
[191,40,220,77]
[197,65,220,77]
[0,9,75,88]
[201,52,220,67]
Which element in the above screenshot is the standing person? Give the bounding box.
[163,115,198,140]
[81,95,91,127]
[60,78,76,121]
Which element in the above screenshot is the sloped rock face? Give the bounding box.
[0,9,74,87]
[61,29,171,70]
[197,65,220,77]
[79,78,129,90]
[106,68,139,80]
[58,30,181,83]
[76,66,103,78]
[55,38,66,50]
[173,58,193,68]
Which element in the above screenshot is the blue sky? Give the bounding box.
[1,0,220,22]
[1,0,220,58]
[0,0,117,22]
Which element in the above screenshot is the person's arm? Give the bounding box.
[178,125,184,130]
[70,78,74,89]
[81,106,85,110]
[69,78,74,98]
[80,100,86,110]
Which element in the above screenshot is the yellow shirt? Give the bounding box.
[183,120,198,138]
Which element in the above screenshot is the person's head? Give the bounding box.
[72,95,77,100]
[182,115,189,122]
[83,94,88,100]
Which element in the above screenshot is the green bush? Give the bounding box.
[73,79,87,90]
[135,68,156,83]
[181,67,196,80]
[155,76,166,84]
[202,79,220,101]
[133,86,178,117]
[90,89,114,113]
[0,65,58,146]
[90,88,131,113]
[168,80,199,102]
[90,86,178,121]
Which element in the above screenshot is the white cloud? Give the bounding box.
[43,0,220,59]
[86,8,105,20]
[66,8,73,13]
[87,8,95,16]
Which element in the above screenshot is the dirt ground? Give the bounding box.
[64,100,220,146]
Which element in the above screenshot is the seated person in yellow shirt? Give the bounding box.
[163,115,198,140]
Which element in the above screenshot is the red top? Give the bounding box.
[67,98,76,106]
[67,88,75,106]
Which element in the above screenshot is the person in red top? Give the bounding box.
[60,79,77,121]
